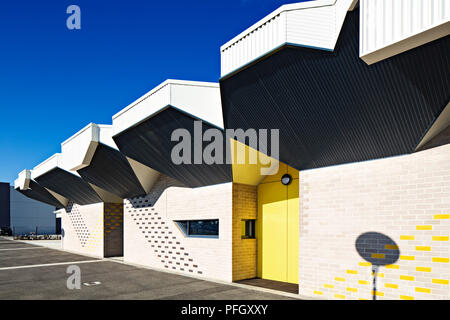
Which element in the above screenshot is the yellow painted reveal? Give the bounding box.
[230,139,280,186]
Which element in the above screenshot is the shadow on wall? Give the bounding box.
[129,175,187,209]
[355,232,400,300]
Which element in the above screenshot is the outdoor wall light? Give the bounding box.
[281,174,292,186]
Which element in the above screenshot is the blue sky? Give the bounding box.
[0,0,308,184]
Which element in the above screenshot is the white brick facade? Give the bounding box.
[299,143,450,300]
[59,202,105,258]
[124,175,233,282]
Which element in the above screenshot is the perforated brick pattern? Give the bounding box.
[65,202,91,247]
[126,196,203,275]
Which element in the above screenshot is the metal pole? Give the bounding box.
[372,265,378,301]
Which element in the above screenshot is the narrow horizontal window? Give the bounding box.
[175,220,219,238]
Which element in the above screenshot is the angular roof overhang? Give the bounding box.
[112,80,231,188]
[31,153,112,205]
[63,123,156,199]
[114,106,232,188]
[77,144,151,198]
[359,0,449,65]
[14,170,66,208]
[220,0,358,77]
[112,80,224,135]
[220,9,450,171]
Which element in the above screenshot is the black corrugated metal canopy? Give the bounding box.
[220,8,450,172]
[77,143,147,199]
[113,106,232,188]
[35,168,102,205]
[16,180,65,209]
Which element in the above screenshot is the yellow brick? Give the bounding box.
[400,255,415,261]
[324,284,334,289]
[359,262,371,267]
[358,298,368,300]
[346,270,358,275]
[432,257,449,263]
[416,225,432,230]
[385,283,398,289]
[313,291,323,295]
[358,280,369,285]
[432,279,449,285]
[385,264,399,269]
[371,272,385,278]
[400,295,414,300]
[371,291,384,297]
[335,277,346,282]
[434,214,450,219]
[346,287,358,293]
[415,287,431,293]
[432,236,449,241]
[385,244,399,250]
[416,266,431,272]
[334,294,345,299]
[372,253,385,259]
[400,235,415,240]
[415,246,431,251]
[400,275,415,281]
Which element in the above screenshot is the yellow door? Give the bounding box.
[287,178,299,284]
[258,181,288,282]
[257,165,299,284]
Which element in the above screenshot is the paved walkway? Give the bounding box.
[0,237,298,300]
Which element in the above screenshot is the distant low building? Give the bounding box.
[0,182,59,235]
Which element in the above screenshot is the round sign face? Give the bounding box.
[355,232,400,266]
[281,174,292,186]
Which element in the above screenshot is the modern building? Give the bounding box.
[15,0,449,300]
[0,182,58,235]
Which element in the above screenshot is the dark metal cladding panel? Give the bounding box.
[220,8,450,171]
[35,167,102,205]
[113,107,232,188]
[0,183,10,227]
[77,144,146,199]
[17,180,63,208]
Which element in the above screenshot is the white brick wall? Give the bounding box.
[299,143,450,300]
[124,176,233,282]
[59,202,104,258]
